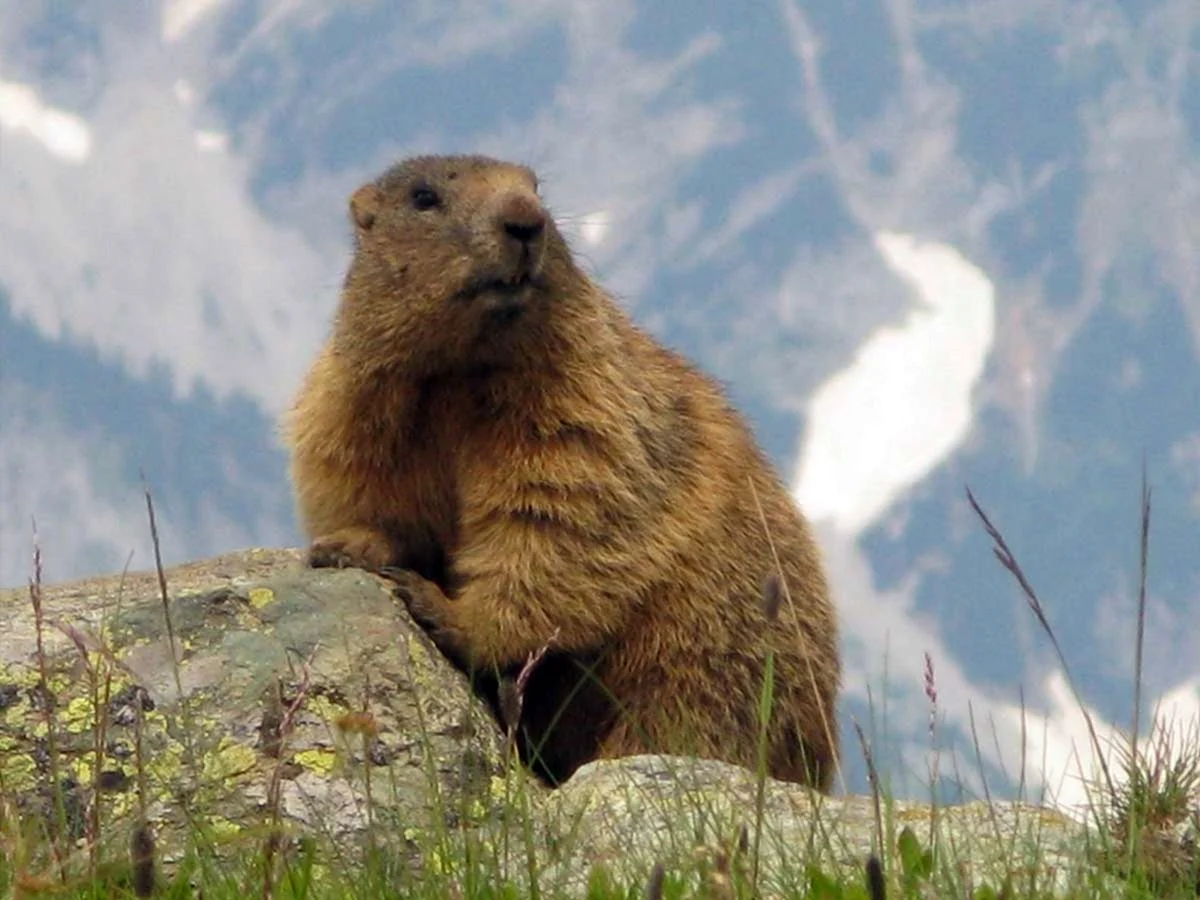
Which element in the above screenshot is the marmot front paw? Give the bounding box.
[307,526,396,571]
[390,569,469,662]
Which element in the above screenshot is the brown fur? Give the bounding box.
[283,154,842,789]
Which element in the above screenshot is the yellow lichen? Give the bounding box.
[70,757,93,785]
[202,737,259,783]
[64,695,97,734]
[405,633,431,667]
[304,693,347,725]
[98,621,118,650]
[428,846,453,875]
[1,661,36,685]
[294,747,339,776]
[488,775,509,801]
[465,795,491,821]
[107,790,136,821]
[248,588,276,609]
[207,815,243,841]
[2,694,29,728]
[143,709,170,732]
[0,750,36,791]
[145,740,186,786]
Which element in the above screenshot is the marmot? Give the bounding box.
[283,154,841,790]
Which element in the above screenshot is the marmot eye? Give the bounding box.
[411,185,441,211]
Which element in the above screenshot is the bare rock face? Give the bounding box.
[0,548,510,865]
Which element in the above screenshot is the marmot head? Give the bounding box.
[335,154,584,373]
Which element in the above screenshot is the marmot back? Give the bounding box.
[284,154,842,790]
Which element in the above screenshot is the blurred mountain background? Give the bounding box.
[3,0,1199,810]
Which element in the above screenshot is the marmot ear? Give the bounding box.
[350,184,381,231]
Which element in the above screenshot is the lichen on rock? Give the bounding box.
[0,548,509,868]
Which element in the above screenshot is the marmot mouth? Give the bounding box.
[456,273,541,326]
[485,272,535,295]
[457,272,538,304]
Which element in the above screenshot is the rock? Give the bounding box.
[478,754,1095,898]
[2,549,1118,897]
[0,548,509,866]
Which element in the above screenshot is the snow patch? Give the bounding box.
[0,80,91,163]
[162,0,229,43]
[792,231,996,536]
[196,130,228,153]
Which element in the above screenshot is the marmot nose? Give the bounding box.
[496,190,547,248]
[503,217,545,245]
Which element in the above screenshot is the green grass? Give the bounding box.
[4,474,1200,898]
